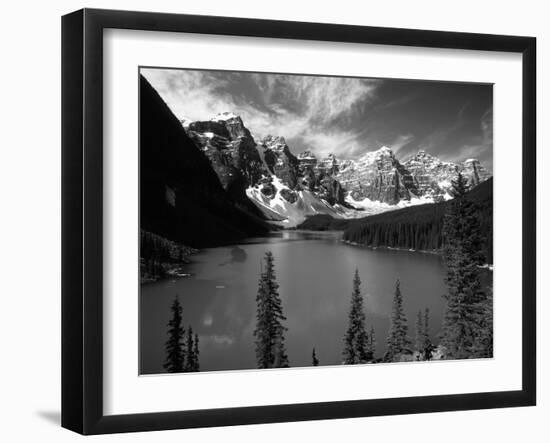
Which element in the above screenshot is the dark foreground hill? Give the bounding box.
[140,75,270,249]
[299,178,493,263]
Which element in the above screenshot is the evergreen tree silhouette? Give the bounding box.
[415,309,424,358]
[193,333,200,371]
[185,326,195,372]
[441,172,489,359]
[163,295,185,373]
[366,325,376,361]
[312,347,319,366]
[343,270,369,364]
[472,288,493,358]
[384,279,411,362]
[254,252,289,368]
[422,308,433,360]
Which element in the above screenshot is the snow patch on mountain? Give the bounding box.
[183,112,491,228]
[246,176,360,227]
[211,111,240,122]
[346,193,438,213]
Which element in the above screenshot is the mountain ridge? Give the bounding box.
[182,111,492,227]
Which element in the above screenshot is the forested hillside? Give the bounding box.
[298,178,493,264]
[342,178,493,263]
[140,230,197,282]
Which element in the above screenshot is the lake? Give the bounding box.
[140,230,448,374]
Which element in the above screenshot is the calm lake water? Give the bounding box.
[140,230,448,374]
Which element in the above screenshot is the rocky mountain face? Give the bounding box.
[186,120,351,225]
[402,150,491,200]
[402,150,457,200]
[260,135,300,189]
[462,158,492,186]
[182,112,491,226]
[335,147,418,204]
[186,112,265,205]
[324,147,491,205]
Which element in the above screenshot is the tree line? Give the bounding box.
[341,178,493,264]
[140,229,196,282]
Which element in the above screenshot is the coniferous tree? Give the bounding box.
[422,308,433,361]
[384,279,411,362]
[312,347,319,366]
[441,173,488,359]
[343,270,369,364]
[163,295,185,373]
[472,288,493,358]
[185,326,195,372]
[193,333,200,371]
[253,252,289,368]
[415,310,424,358]
[254,275,271,368]
[273,334,289,368]
[366,325,376,362]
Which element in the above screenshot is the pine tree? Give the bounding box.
[343,269,369,364]
[185,326,195,372]
[472,288,493,358]
[441,173,488,359]
[384,279,411,362]
[193,333,200,371]
[312,347,319,366]
[422,308,433,360]
[163,295,185,373]
[273,333,289,368]
[253,252,289,368]
[366,325,376,361]
[415,310,424,358]
[254,274,272,368]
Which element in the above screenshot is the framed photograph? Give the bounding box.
[62,8,536,435]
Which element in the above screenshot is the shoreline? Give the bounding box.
[341,239,442,256]
[140,247,199,285]
[341,239,493,270]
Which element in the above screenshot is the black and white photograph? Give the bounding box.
[1,0,545,440]
[139,68,493,374]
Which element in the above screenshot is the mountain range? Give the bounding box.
[183,109,491,227]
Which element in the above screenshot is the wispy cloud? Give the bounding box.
[375,92,419,111]
[389,134,415,153]
[453,108,493,169]
[141,69,380,159]
[141,68,492,166]
[141,68,239,121]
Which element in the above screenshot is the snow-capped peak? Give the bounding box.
[352,146,394,165]
[211,111,240,122]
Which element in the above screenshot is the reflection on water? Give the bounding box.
[219,246,247,266]
[140,231,447,374]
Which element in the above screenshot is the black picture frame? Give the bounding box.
[61,8,537,435]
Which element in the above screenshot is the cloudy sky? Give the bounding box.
[141,67,493,169]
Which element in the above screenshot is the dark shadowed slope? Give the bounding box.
[140,75,270,248]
